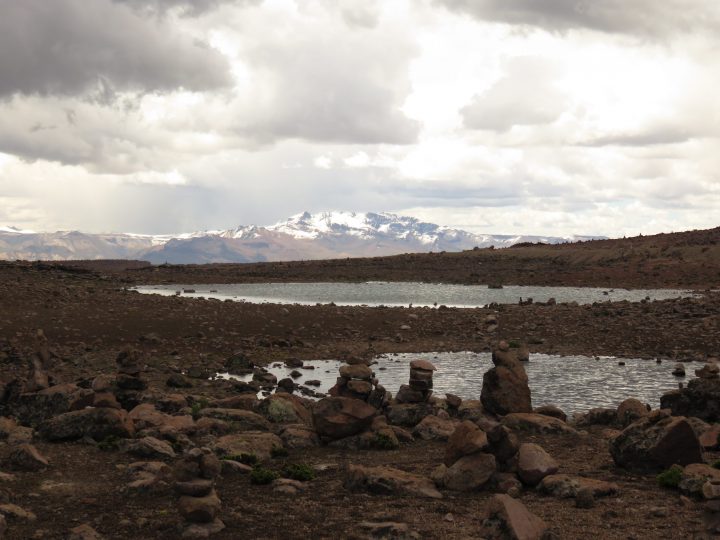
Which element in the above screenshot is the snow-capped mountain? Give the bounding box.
[0,211,603,264]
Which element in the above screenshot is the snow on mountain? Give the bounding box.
[0,212,605,263]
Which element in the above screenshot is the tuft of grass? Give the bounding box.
[270,446,289,459]
[657,465,683,488]
[190,398,210,420]
[250,466,279,485]
[97,435,121,452]
[282,463,315,482]
[372,432,398,450]
[508,340,521,349]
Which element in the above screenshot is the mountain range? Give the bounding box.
[0,212,603,264]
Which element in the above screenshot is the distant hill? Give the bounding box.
[0,211,603,264]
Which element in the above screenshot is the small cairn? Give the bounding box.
[174,448,225,538]
[696,362,720,380]
[329,361,388,408]
[115,349,147,409]
[396,360,436,404]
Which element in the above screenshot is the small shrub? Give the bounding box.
[373,432,398,450]
[657,465,683,488]
[712,460,720,470]
[222,453,258,466]
[250,466,279,485]
[190,398,210,420]
[270,446,289,459]
[97,435,121,452]
[508,340,521,349]
[282,463,315,482]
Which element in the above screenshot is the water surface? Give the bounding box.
[219,351,686,415]
[135,282,692,308]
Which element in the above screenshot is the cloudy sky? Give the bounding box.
[0,0,718,237]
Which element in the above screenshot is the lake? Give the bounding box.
[218,351,686,415]
[134,282,693,308]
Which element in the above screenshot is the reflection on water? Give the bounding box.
[135,282,693,308]
[219,351,686,415]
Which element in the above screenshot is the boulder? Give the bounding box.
[661,377,720,422]
[574,407,618,427]
[679,464,720,496]
[8,444,49,471]
[617,398,649,427]
[700,425,720,450]
[312,397,376,441]
[344,465,442,499]
[487,424,519,464]
[386,402,436,427]
[502,413,577,435]
[517,443,559,486]
[215,432,283,462]
[412,415,456,441]
[126,436,176,460]
[178,490,221,523]
[444,421,489,466]
[481,347,532,416]
[198,408,270,431]
[610,411,704,470]
[443,453,496,491]
[278,424,320,449]
[38,407,134,441]
[480,494,548,540]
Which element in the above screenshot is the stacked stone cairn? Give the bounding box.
[396,360,436,404]
[174,447,225,537]
[329,361,388,408]
[115,348,147,409]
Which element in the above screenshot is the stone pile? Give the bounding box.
[174,448,225,538]
[115,349,147,410]
[396,360,436,404]
[481,341,532,416]
[329,362,387,408]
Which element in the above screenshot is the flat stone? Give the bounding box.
[539,474,619,498]
[481,494,547,540]
[344,465,442,499]
[443,452,496,491]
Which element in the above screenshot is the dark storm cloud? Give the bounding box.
[436,0,720,36]
[0,0,231,98]
[114,0,258,16]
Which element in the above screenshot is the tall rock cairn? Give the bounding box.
[396,360,437,403]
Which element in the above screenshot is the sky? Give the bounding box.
[0,0,718,237]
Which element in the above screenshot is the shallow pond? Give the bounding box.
[218,351,687,415]
[135,282,692,308]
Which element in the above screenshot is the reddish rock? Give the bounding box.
[215,432,283,462]
[539,474,619,498]
[8,444,49,471]
[517,443,559,487]
[443,452,496,491]
[481,494,548,540]
[617,398,649,427]
[412,415,456,441]
[700,425,720,450]
[39,407,134,441]
[409,360,436,371]
[481,346,532,415]
[312,397,376,440]
[444,420,489,466]
[610,412,704,470]
[344,465,442,499]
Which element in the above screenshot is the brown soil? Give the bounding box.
[0,227,719,539]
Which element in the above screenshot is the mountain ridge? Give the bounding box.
[0,211,604,263]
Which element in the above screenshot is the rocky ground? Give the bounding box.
[0,234,719,539]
